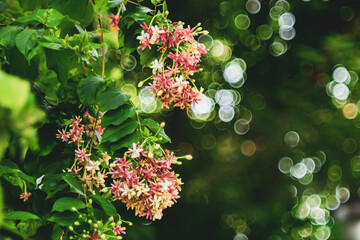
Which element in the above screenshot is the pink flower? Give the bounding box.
[56,129,69,142]
[20,192,31,202]
[113,225,126,235]
[75,148,90,163]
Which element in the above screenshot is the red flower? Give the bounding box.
[20,192,31,202]
[108,14,122,33]
[87,230,100,240]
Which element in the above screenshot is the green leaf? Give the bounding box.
[77,76,107,106]
[50,0,94,28]
[140,47,161,66]
[5,211,41,221]
[101,105,136,127]
[0,26,21,49]
[98,87,131,111]
[110,131,142,151]
[15,29,42,62]
[37,35,65,50]
[89,195,117,217]
[94,0,109,12]
[107,0,125,8]
[17,9,78,28]
[47,212,77,226]
[61,174,85,196]
[142,118,171,143]
[52,224,62,240]
[52,197,86,212]
[101,119,138,142]
[123,6,152,22]
[45,49,77,85]
[163,1,168,12]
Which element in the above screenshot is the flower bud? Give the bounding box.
[108,216,114,222]
[94,223,98,228]
[160,122,165,128]
[155,144,161,149]
[74,221,80,226]
[71,207,77,212]
[157,90,164,96]
[69,226,74,231]
[138,81,144,88]
[203,30,209,35]
[110,163,117,168]
[165,11,169,16]
[148,152,154,158]
[128,222,133,226]
[101,234,106,239]
[88,199,93,204]
[83,234,88,238]
[88,219,93,224]
[185,155,193,160]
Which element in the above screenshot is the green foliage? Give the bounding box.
[52,197,86,212]
[77,76,107,106]
[98,87,131,111]
[4,211,41,221]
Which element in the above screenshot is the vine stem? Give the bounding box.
[98,17,105,79]
[82,0,90,29]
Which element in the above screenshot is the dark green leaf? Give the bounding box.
[61,174,85,196]
[37,35,65,50]
[47,212,77,226]
[45,49,77,85]
[77,76,107,105]
[98,87,131,111]
[101,105,136,127]
[110,131,142,151]
[140,47,161,66]
[51,224,62,240]
[0,26,21,49]
[142,118,171,143]
[52,197,86,212]
[89,195,117,217]
[15,29,42,62]
[5,211,41,221]
[101,119,138,142]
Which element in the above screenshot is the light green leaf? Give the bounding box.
[77,76,107,106]
[98,87,131,111]
[5,211,41,221]
[52,197,86,212]
[0,26,21,49]
[107,0,125,8]
[101,119,138,142]
[89,195,117,217]
[15,29,42,62]
[101,105,136,127]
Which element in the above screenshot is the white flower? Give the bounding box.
[136,30,150,42]
[36,175,45,185]
[150,59,164,75]
[172,75,189,93]
[85,161,101,173]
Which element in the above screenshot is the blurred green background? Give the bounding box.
[122,0,360,239]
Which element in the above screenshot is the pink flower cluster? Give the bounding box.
[137,22,208,109]
[56,115,108,192]
[56,116,85,147]
[109,143,183,220]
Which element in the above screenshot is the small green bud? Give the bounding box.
[160,122,165,128]
[69,226,74,231]
[71,207,77,211]
[88,199,93,204]
[88,219,93,224]
[94,223,98,228]
[74,221,80,226]
[109,216,114,222]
